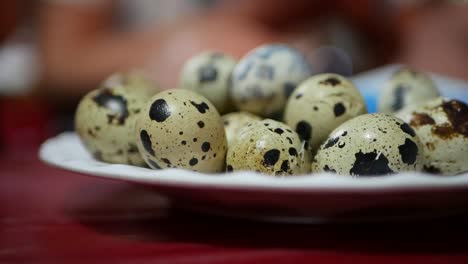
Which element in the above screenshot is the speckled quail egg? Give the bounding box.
[135,89,227,173]
[75,71,159,165]
[222,111,262,146]
[396,97,467,175]
[378,67,440,113]
[226,119,310,176]
[312,114,424,176]
[230,44,312,118]
[284,73,367,152]
[179,51,237,114]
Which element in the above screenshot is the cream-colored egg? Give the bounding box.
[135,89,227,173]
[378,68,439,113]
[179,51,236,114]
[226,119,310,176]
[230,44,311,118]
[284,73,367,152]
[222,111,262,147]
[75,71,159,165]
[313,114,424,176]
[396,97,467,175]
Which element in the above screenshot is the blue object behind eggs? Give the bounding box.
[351,65,468,113]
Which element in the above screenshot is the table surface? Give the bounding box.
[2,149,468,264]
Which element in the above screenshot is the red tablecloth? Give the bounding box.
[1,150,468,264]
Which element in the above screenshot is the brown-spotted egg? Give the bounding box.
[230,44,312,118]
[312,114,424,176]
[179,51,237,114]
[135,89,227,173]
[226,119,310,176]
[378,67,439,113]
[222,111,262,147]
[75,71,159,165]
[284,73,367,152]
[396,97,467,175]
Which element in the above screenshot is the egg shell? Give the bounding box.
[284,73,367,152]
[226,119,310,176]
[313,113,424,176]
[135,89,227,173]
[222,111,262,147]
[396,97,468,175]
[378,68,439,113]
[75,71,159,165]
[230,44,312,118]
[180,51,237,114]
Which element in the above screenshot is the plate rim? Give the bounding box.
[39,132,468,193]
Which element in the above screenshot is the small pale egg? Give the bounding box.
[226,119,310,176]
[378,67,439,113]
[222,111,262,147]
[230,44,312,118]
[284,73,367,152]
[179,51,237,114]
[135,89,227,173]
[75,71,159,165]
[396,97,468,175]
[313,114,424,176]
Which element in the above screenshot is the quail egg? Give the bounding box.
[230,44,312,118]
[75,71,159,165]
[284,73,367,152]
[135,89,227,173]
[179,51,237,114]
[378,67,439,113]
[222,111,262,147]
[226,119,310,176]
[312,114,424,176]
[396,97,467,175]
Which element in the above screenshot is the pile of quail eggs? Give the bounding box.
[75,44,468,177]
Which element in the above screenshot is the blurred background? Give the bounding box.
[1,0,467,156]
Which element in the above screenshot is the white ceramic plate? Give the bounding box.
[40,133,468,223]
[39,66,468,223]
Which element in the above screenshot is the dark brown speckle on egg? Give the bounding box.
[350,150,394,176]
[288,147,298,156]
[140,130,155,156]
[149,99,171,122]
[189,158,198,166]
[201,142,210,152]
[295,121,312,141]
[262,149,280,167]
[190,101,210,113]
[333,103,346,117]
[400,123,416,137]
[398,138,418,165]
[320,77,340,86]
